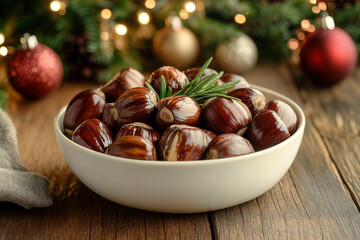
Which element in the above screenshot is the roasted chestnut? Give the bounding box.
[63,88,106,136]
[107,135,157,160]
[247,109,290,151]
[205,133,254,159]
[228,88,266,116]
[116,122,160,146]
[220,73,250,93]
[72,118,113,153]
[105,87,158,129]
[201,97,252,135]
[101,67,146,102]
[159,125,209,161]
[265,100,298,135]
[156,95,201,131]
[184,68,218,82]
[102,103,119,134]
[202,128,216,145]
[149,66,187,94]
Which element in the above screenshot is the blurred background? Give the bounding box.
[0,0,359,106]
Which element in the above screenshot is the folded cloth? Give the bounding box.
[0,108,52,209]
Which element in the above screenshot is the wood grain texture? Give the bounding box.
[287,66,360,210]
[210,63,360,240]
[0,82,212,240]
[1,63,360,239]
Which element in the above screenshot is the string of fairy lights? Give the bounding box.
[0,0,338,59]
[287,0,333,52]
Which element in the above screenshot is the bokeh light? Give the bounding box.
[318,2,327,11]
[179,9,189,19]
[308,24,316,32]
[185,1,196,13]
[234,14,246,24]
[297,32,305,41]
[312,6,321,13]
[145,0,156,9]
[138,12,150,25]
[301,19,310,31]
[0,33,5,45]
[0,46,8,56]
[101,9,112,19]
[287,38,299,50]
[50,1,61,12]
[115,24,127,35]
[100,31,110,41]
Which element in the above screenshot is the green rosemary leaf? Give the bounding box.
[201,72,224,89]
[166,87,172,97]
[211,80,240,92]
[175,79,196,96]
[195,73,224,93]
[201,85,218,92]
[145,82,160,100]
[194,93,230,102]
[185,73,216,95]
[195,94,240,106]
[190,57,212,85]
[185,78,189,85]
[160,75,166,99]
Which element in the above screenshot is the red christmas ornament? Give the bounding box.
[8,34,63,98]
[300,17,357,85]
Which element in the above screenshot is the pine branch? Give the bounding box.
[335,4,360,24]
[0,85,7,110]
[188,17,243,49]
[68,0,111,64]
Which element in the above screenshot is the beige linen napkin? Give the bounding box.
[0,108,52,208]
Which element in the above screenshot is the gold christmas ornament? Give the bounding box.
[152,16,199,69]
[215,34,258,74]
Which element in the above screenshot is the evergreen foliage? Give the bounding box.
[0,85,6,110]
[0,0,359,92]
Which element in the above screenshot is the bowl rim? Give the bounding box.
[54,85,306,167]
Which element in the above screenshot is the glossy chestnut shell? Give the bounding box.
[108,87,158,129]
[184,68,218,82]
[102,103,119,134]
[201,97,252,135]
[220,73,250,93]
[265,100,298,135]
[63,88,106,136]
[228,88,266,116]
[247,109,290,151]
[202,128,216,145]
[205,133,254,159]
[72,118,113,153]
[107,135,157,160]
[101,67,146,102]
[159,125,209,161]
[149,66,187,94]
[116,122,160,146]
[156,95,201,131]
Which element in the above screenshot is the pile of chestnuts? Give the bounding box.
[63,60,298,161]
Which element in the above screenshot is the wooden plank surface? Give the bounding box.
[210,63,360,239]
[0,82,212,240]
[291,67,360,209]
[0,63,359,239]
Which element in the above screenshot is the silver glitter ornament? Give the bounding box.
[215,34,258,74]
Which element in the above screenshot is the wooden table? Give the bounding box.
[1,63,360,239]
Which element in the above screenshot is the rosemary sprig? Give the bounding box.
[146,57,241,106]
[145,82,159,100]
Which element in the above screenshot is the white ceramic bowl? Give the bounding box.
[54,85,305,213]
